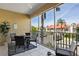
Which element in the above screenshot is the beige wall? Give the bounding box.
[0,3,62,36]
[0,9,31,35]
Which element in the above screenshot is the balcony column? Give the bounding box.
[40,13,46,44]
[40,14,44,44]
[53,7,60,51]
[53,8,56,51]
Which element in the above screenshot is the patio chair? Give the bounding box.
[25,33,31,48]
[10,33,16,43]
[30,32,38,46]
[56,41,77,56]
[25,33,30,37]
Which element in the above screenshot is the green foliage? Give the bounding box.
[32,26,38,32]
[77,27,79,32]
[0,21,10,35]
[64,33,76,38]
[76,27,79,41]
[57,18,65,25]
[64,33,70,38]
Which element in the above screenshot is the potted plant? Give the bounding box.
[0,21,10,46]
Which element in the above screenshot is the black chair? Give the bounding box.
[25,32,38,47]
[25,33,30,37]
[25,33,31,48]
[25,37,30,49]
[14,36,25,52]
[30,32,38,46]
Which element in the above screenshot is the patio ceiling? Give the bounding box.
[0,3,45,15]
[0,3,62,17]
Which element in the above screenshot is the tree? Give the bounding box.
[57,18,65,25]
[56,18,66,41]
[76,27,79,41]
[32,26,38,32]
[71,23,76,29]
[71,23,76,32]
[57,18,66,31]
[71,23,76,26]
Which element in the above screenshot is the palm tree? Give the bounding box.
[57,18,65,25]
[57,18,66,31]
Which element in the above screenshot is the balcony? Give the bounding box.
[0,3,79,56]
[10,31,79,56]
[32,31,78,56]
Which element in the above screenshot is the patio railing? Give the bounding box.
[32,31,79,56]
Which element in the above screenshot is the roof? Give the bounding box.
[47,24,66,29]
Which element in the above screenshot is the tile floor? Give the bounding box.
[13,42,55,56]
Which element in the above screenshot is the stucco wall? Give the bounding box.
[0,9,31,56]
[0,9,31,35]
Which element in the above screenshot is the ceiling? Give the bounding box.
[0,3,45,14]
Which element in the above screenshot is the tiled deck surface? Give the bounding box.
[13,42,55,56]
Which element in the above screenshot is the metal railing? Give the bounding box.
[32,31,79,56]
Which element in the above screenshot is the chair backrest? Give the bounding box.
[70,41,76,52]
[25,33,30,36]
[14,36,25,46]
[10,33,16,41]
[32,32,38,40]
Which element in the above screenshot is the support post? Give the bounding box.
[54,8,56,51]
[41,14,44,44]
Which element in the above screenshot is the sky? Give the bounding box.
[32,3,79,27]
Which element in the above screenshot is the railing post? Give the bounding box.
[76,33,77,56]
[63,32,64,48]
